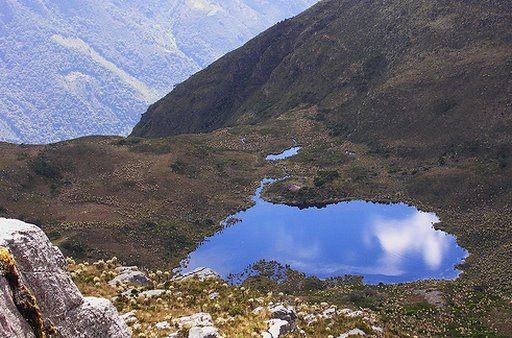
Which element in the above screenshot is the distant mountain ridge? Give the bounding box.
[131,0,512,154]
[0,0,316,144]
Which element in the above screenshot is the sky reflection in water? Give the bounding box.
[182,180,467,284]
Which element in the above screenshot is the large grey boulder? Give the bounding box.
[0,218,130,338]
[71,297,130,337]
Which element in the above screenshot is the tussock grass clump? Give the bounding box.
[68,258,384,337]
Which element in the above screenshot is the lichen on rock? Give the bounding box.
[0,218,130,338]
[0,247,51,338]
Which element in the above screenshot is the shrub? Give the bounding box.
[171,160,197,178]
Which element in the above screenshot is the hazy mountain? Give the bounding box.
[131,0,512,154]
[0,0,316,144]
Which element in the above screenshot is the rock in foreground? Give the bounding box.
[0,218,130,338]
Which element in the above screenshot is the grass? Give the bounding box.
[68,257,383,338]
[0,110,510,336]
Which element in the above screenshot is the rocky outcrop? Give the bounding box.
[0,218,130,338]
[173,267,221,282]
[171,312,219,338]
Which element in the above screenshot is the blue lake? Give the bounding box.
[181,179,468,284]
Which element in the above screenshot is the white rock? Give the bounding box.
[188,326,219,338]
[140,289,166,297]
[372,325,384,333]
[173,312,214,328]
[108,268,150,286]
[339,308,364,318]
[0,218,130,338]
[72,297,130,337]
[115,266,139,273]
[252,306,264,315]
[155,321,171,330]
[260,304,297,337]
[121,310,138,324]
[267,319,291,337]
[121,288,137,297]
[322,307,337,318]
[303,313,316,325]
[174,267,221,281]
[337,328,366,338]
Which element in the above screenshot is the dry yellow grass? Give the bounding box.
[68,257,383,337]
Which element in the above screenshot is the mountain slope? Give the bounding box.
[0,0,316,144]
[131,0,512,154]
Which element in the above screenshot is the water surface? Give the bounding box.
[265,146,302,161]
[182,180,467,284]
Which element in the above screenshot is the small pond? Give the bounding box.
[180,146,467,284]
[265,146,302,161]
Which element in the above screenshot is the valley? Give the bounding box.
[1,109,511,335]
[0,0,316,143]
[0,0,511,336]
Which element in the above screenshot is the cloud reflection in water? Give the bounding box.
[372,212,450,275]
[182,181,467,284]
